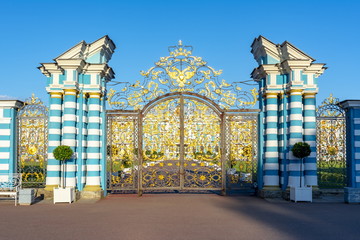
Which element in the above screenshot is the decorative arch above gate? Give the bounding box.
[106,42,259,194]
[107,41,257,110]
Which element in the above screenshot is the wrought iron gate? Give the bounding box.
[316,94,346,188]
[107,96,258,193]
[225,114,258,190]
[17,94,48,188]
[106,41,258,193]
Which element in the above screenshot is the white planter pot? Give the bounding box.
[53,187,75,204]
[290,187,312,202]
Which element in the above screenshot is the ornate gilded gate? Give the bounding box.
[316,94,346,188]
[106,41,258,193]
[17,94,48,187]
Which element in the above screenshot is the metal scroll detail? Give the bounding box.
[141,97,223,190]
[316,94,346,188]
[107,41,257,110]
[142,99,181,188]
[183,99,222,188]
[17,94,48,188]
[225,115,258,189]
[107,114,139,191]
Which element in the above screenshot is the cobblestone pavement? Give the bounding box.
[0,194,359,240]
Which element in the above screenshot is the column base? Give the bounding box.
[81,185,104,200]
[44,184,59,191]
[258,186,282,198]
[43,185,59,200]
[344,188,360,203]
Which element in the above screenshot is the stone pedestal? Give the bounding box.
[80,190,104,200]
[290,187,312,202]
[19,189,35,205]
[344,187,360,203]
[258,187,282,198]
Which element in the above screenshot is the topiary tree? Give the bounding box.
[53,145,73,189]
[291,142,311,187]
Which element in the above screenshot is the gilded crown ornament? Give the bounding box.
[108,42,257,110]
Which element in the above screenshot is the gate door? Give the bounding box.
[316,94,346,188]
[17,94,48,188]
[107,113,139,192]
[142,96,223,191]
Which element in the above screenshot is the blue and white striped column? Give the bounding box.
[278,93,289,189]
[83,92,102,191]
[303,93,317,186]
[263,92,280,189]
[0,107,12,177]
[76,92,88,190]
[339,100,360,188]
[354,117,360,187]
[0,101,22,180]
[45,92,62,189]
[288,89,304,187]
[62,89,77,187]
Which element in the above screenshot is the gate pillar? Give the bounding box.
[39,36,115,198]
[251,36,326,195]
[340,100,360,203]
[0,100,23,178]
[339,100,360,188]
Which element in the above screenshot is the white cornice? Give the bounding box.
[39,36,116,79]
[55,41,87,60]
[303,63,327,77]
[281,59,312,71]
[83,63,115,81]
[38,63,64,77]
[251,36,280,62]
[56,59,86,70]
[339,100,360,109]
[280,41,314,61]
[0,100,24,109]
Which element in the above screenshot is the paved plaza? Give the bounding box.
[0,194,359,240]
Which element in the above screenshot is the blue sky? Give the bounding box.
[0,0,359,106]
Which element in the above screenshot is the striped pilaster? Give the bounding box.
[257,97,265,189]
[263,92,280,188]
[62,89,78,187]
[341,101,360,188]
[278,93,288,189]
[288,89,304,187]
[83,92,102,191]
[0,108,11,176]
[354,117,360,186]
[100,96,107,191]
[76,93,88,190]
[45,92,63,189]
[303,93,317,186]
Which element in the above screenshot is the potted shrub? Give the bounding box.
[290,142,312,202]
[53,145,75,204]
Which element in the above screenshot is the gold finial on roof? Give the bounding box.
[178,40,182,46]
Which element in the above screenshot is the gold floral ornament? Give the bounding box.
[108,41,257,110]
[317,94,345,117]
[327,146,338,156]
[27,145,38,155]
